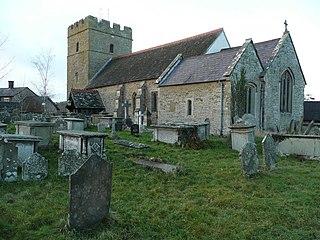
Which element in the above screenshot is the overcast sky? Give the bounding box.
[0,0,319,102]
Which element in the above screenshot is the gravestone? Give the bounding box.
[0,141,18,182]
[304,120,315,135]
[125,117,133,128]
[114,140,149,149]
[122,100,131,121]
[58,149,87,176]
[97,122,106,133]
[289,119,296,134]
[68,154,112,230]
[138,111,144,131]
[22,153,48,181]
[262,134,277,171]
[240,142,259,177]
[131,124,139,136]
[110,118,118,139]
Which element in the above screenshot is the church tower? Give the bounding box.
[67,15,132,96]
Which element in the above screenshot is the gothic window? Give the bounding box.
[245,84,256,115]
[110,44,114,53]
[280,70,293,113]
[76,42,79,52]
[151,92,158,112]
[187,99,193,115]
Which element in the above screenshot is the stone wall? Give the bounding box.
[97,79,159,124]
[264,33,305,131]
[158,81,231,135]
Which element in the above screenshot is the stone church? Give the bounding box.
[67,15,305,135]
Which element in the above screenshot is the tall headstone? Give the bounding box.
[240,142,259,177]
[58,149,86,176]
[68,154,112,230]
[97,122,106,133]
[22,153,48,181]
[110,118,118,139]
[0,141,18,182]
[138,111,144,131]
[262,134,277,171]
[122,100,131,120]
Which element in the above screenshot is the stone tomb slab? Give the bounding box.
[135,159,179,173]
[114,140,149,149]
[68,154,112,230]
[240,142,259,177]
[262,134,277,171]
[58,149,87,176]
[0,140,18,182]
[22,153,48,181]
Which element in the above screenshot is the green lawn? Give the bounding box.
[1,129,320,239]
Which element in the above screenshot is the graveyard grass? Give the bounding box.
[1,128,320,239]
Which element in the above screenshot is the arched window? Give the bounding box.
[109,44,114,53]
[151,92,158,112]
[76,42,79,52]
[280,70,293,112]
[245,84,256,115]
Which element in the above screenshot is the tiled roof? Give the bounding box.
[21,96,59,113]
[69,89,105,109]
[86,28,224,89]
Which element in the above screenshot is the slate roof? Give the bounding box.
[254,38,280,68]
[159,38,282,87]
[0,87,28,97]
[68,89,105,110]
[86,28,224,89]
[159,47,240,86]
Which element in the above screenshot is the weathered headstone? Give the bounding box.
[110,118,118,139]
[262,134,277,171]
[125,117,133,128]
[131,124,139,136]
[122,100,131,120]
[240,142,259,177]
[296,116,304,134]
[114,139,149,149]
[97,122,106,133]
[135,159,179,173]
[58,149,86,176]
[138,111,144,131]
[22,153,48,181]
[289,119,296,134]
[0,141,18,182]
[242,114,256,127]
[68,154,112,230]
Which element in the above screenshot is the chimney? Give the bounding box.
[8,81,14,89]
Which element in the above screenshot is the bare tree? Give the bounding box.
[32,48,55,98]
[0,34,14,80]
[32,49,55,113]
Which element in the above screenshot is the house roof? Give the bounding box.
[21,96,59,113]
[0,87,28,97]
[86,28,224,89]
[159,38,282,87]
[68,89,105,109]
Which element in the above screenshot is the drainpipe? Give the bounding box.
[220,81,225,136]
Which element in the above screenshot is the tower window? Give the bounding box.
[245,84,256,115]
[76,42,79,52]
[75,72,79,83]
[109,44,114,53]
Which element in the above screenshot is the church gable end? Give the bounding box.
[262,32,305,131]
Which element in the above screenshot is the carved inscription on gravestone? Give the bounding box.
[68,154,112,230]
[22,153,48,181]
[0,141,18,182]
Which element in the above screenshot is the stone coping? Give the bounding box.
[151,122,208,129]
[229,124,256,129]
[99,117,123,119]
[64,118,85,122]
[0,134,42,141]
[272,133,320,139]
[14,121,55,127]
[57,130,108,137]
